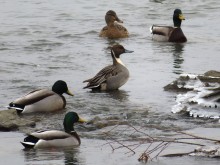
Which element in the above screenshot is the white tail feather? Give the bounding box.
[7,106,23,111]
[150,26,153,33]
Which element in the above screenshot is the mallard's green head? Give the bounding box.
[52,80,74,96]
[173,9,185,28]
[63,112,86,132]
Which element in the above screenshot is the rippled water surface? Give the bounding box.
[0,0,220,164]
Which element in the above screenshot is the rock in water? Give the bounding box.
[0,109,35,131]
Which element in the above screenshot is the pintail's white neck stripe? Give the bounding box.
[111,49,125,66]
[111,49,116,58]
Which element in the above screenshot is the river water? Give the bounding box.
[0,0,220,165]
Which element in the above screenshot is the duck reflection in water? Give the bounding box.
[151,41,185,75]
[22,147,82,165]
[107,89,129,102]
[172,43,185,74]
[64,148,83,165]
[89,89,129,102]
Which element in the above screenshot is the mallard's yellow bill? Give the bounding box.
[179,14,185,20]
[78,117,87,123]
[66,89,74,96]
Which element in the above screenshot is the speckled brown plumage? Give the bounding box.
[99,10,129,39]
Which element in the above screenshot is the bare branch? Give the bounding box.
[100,124,220,163]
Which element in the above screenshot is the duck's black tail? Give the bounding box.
[21,135,39,149]
[7,103,24,113]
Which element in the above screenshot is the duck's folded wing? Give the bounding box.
[83,65,118,89]
[151,25,174,36]
[12,89,54,105]
[99,26,108,37]
[115,24,128,34]
[31,130,71,140]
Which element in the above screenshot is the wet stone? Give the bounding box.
[0,109,36,131]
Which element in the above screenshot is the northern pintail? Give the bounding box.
[83,45,133,91]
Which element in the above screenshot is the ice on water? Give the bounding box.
[171,73,220,119]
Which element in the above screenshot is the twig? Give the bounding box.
[111,138,136,154]
[104,124,120,134]
[144,142,153,153]
[131,139,150,151]
[101,124,220,163]
[114,143,141,150]
[103,130,136,154]
[105,139,115,152]
[128,124,154,140]
[153,142,170,160]
[147,141,166,155]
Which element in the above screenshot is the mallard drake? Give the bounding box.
[83,44,133,91]
[99,10,129,39]
[21,112,86,149]
[150,9,187,43]
[8,80,73,113]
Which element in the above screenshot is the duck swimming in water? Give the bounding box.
[83,44,133,91]
[21,112,86,149]
[150,9,187,43]
[8,80,73,113]
[99,10,129,39]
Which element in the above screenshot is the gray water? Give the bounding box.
[0,0,220,164]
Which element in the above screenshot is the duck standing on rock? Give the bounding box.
[83,44,133,91]
[99,10,129,39]
[8,80,73,113]
[150,9,187,43]
[21,112,86,149]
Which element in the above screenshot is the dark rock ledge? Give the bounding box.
[0,109,35,131]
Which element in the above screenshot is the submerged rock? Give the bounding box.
[0,109,35,131]
[164,70,220,119]
[201,70,220,82]
[163,79,194,92]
